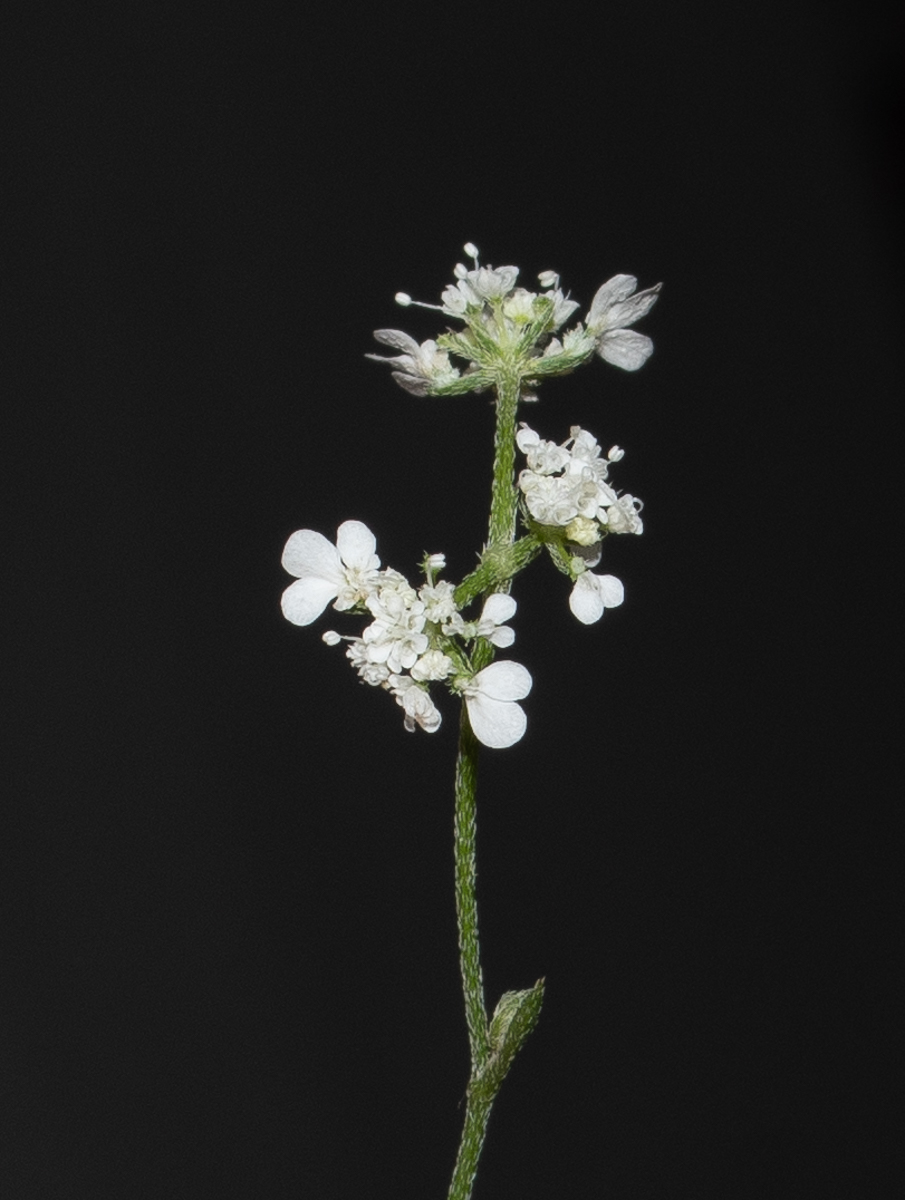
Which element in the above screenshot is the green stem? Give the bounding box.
[487,369,523,552]
[453,535,542,612]
[453,707,489,1066]
[447,1093,495,1200]
[446,368,537,1200]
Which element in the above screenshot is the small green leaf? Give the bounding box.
[473,978,545,1098]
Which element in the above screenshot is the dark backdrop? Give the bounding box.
[5,4,901,1197]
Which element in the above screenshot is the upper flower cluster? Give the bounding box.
[281,521,531,748]
[367,243,661,397]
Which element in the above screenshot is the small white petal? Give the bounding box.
[487,626,515,648]
[597,330,654,371]
[568,573,625,625]
[516,424,540,452]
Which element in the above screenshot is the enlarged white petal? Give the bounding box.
[487,626,515,648]
[605,284,662,330]
[481,593,517,625]
[569,573,625,625]
[371,329,422,355]
[597,330,654,371]
[281,576,341,625]
[392,371,430,396]
[281,529,343,581]
[467,694,527,748]
[463,662,532,749]
[587,275,638,326]
[335,520,379,570]
[473,661,532,701]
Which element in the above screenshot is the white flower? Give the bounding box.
[419,579,458,623]
[563,516,599,547]
[475,593,517,648]
[281,521,381,626]
[585,274,661,371]
[604,494,644,535]
[410,649,454,682]
[443,261,520,313]
[345,638,392,686]
[367,330,460,395]
[388,675,442,733]
[362,621,429,673]
[537,270,581,329]
[569,572,625,625]
[516,424,571,475]
[501,287,538,323]
[462,661,532,749]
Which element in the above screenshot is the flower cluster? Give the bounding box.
[281,521,531,747]
[517,423,643,625]
[367,243,661,397]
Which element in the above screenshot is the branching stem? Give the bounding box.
[446,368,541,1200]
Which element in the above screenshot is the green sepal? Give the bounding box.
[544,539,577,579]
[429,371,496,397]
[523,344,597,383]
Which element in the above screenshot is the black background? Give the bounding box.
[5,4,902,1197]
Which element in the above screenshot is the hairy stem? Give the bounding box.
[487,369,523,552]
[446,368,540,1200]
[453,707,489,1066]
[447,1092,495,1200]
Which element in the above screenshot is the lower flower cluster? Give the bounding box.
[516,422,642,624]
[280,521,531,748]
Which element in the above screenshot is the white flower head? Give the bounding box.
[410,649,455,682]
[569,572,625,625]
[281,520,381,626]
[585,274,662,371]
[605,494,644,535]
[516,423,571,475]
[345,638,392,687]
[419,579,458,623]
[462,661,532,749]
[388,675,442,733]
[519,471,580,526]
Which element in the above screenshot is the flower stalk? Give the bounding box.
[277,244,660,1200]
